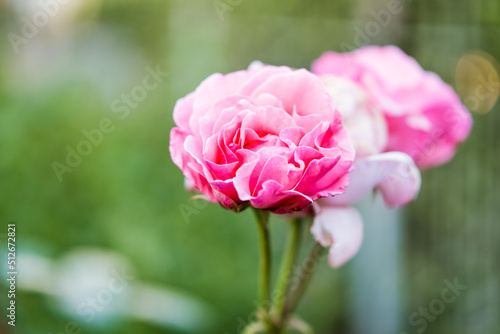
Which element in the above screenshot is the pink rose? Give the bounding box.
[169,66,355,214]
[312,45,472,169]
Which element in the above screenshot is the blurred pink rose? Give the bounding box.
[312,45,472,169]
[169,66,355,213]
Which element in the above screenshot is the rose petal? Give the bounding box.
[326,152,421,207]
[311,206,364,268]
[251,69,335,121]
[250,180,313,213]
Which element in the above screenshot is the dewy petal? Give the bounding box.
[327,152,421,207]
[311,206,364,268]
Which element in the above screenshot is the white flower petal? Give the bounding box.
[326,152,421,207]
[311,206,364,268]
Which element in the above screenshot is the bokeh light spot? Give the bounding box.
[455,51,499,114]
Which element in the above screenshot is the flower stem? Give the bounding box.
[271,218,302,325]
[283,242,326,316]
[252,208,272,312]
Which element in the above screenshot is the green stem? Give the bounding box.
[253,208,272,312]
[283,242,326,316]
[271,218,302,325]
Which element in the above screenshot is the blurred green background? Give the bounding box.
[0,0,499,333]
